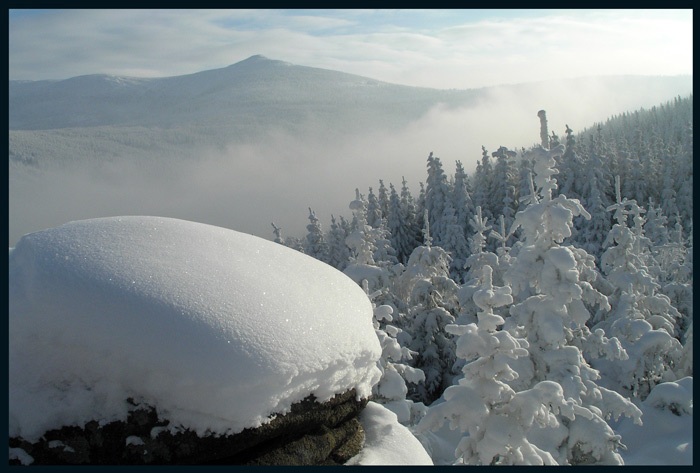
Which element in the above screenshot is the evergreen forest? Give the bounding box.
[271,95,693,464]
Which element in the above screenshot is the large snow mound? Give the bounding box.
[9,216,381,442]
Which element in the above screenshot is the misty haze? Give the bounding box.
[8,56,692,246]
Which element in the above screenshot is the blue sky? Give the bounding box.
[8,9,693,89]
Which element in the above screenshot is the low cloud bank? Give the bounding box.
[9,77,692,246]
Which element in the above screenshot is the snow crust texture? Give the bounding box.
[9,216,381,441]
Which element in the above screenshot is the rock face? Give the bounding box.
[9,390,367,465]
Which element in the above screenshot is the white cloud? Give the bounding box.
[9,9,692,89]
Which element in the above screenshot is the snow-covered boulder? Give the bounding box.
[9,216,382,461]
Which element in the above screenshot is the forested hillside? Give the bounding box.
[274,95,693,464]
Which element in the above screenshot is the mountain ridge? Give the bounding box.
[9,55,476,131]
[10,55,693,134]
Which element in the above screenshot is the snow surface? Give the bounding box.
[9,216,381,442]
[347,402,433,465]
[615,378,693,465]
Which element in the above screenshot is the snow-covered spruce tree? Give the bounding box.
[270,222,306,252]
[676,322,693,377]
[516,154,535,215]
[304,207,329,263]
[472,146,494,221]
[457,206,500,328]
[416,181,426,233]
[489,146,518,242]
[399,211,459,404]
[419,265,578,465]
[371,216,400,269]
[366,187,383,229]
[270,222,283,244]
[489,214,515,285]
[326,215,352,271]
[363,280,427,426]
[577,130,613,260]
[502,112,641,465]
[378,179,390,222]
[343,189,389,293]
[440,202,469,284]
[557,124,582,199]
[388,180,421,265]
[464,207,500,282]
[644,198,671,249]
[424,152,452,246]
[345,189,374,264]
[594,176,683,400]
[659,219,693,337]
[674,121,693,228]
[452,160,473,241]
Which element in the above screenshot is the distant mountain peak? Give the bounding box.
[232,55,291,68]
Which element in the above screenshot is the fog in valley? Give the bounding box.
[9,68,692,247]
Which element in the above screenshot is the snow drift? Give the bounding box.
[9,216,382,442]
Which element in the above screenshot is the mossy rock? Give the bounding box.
[9,390,368,465]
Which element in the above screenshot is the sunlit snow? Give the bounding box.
[348,402,433,465]
[9,216,382,442]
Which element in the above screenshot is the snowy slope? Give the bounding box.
[9,216,381,442]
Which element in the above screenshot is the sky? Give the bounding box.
[8,9,693,89]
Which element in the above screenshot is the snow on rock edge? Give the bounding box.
[9,216,381,442]
[346,402,433,465]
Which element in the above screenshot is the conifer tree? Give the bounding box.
[490,146,518,238]
[453,160,473,238]
[502,112,641,465]
[516,155,535,215]
[464,207,499,284]
[270,222,283,244]
[326,215,351,270]
[343,189,398,300]
[378,179,390,221]
[304,207,329,263]
[416,181,426,232]
[472,146,493,220]
[489,214,515,285]
[366,187,383,229]
[644,198,671,249]
[440,202,470,283]
[578,145,613,259]
[419,265,572,465]
[372,216,400,268]
[401,176,422,246]
[365,280,427,425]
[595,177,683,399]
[400,211,459,404]
[388,180,421,264]
[677,322,693,378]
[457,206,500,329]
[425,152,452,245]
[674,122,693,227]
